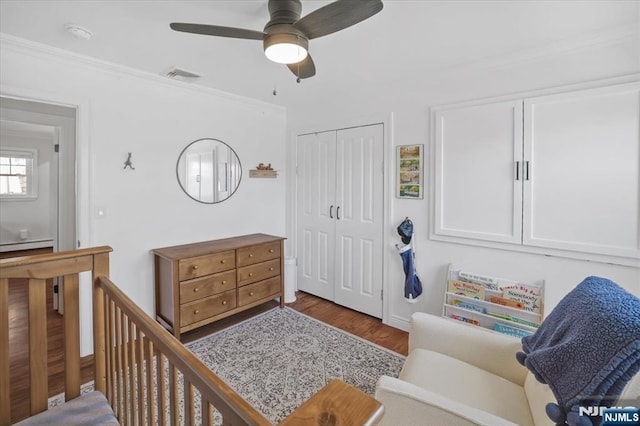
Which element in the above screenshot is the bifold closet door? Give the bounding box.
[296,125,384,318]
[333,125,384,318]
[297,131,337,301]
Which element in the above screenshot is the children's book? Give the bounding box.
[448,280,485,300]
[502,286,542,313]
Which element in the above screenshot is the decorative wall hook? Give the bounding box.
[123,152,135,170]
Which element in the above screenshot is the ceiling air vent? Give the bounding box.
[163,67,201,83]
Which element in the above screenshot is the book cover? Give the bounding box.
[502,287,542,313]
[493,322,534,338]
[448,280,485,300]
[489,295,525,310]
[451,299,487,313]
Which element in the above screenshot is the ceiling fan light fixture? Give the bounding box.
[264,33,308,64]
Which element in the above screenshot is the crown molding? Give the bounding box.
[466,23,640,73]
[0,33,286,113]
[380,22,640,86]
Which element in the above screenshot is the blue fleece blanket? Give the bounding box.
[516,276,640,426]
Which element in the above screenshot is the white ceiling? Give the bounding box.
[1,1,638,108]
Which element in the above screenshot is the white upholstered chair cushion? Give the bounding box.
[399,348,535,426]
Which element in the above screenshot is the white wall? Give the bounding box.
[0,126,54,245]
[1,37,287,354]
[287,33,640,330]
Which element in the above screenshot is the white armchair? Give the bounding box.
[375,312,639,426]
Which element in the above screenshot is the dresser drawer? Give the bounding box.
[179,250,235,280]
[237,258,280,286]
[236,241,281,267]
[180,290,236,327]
[238,276,281,306]
[179,270,236,304]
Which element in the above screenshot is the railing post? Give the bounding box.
[63,274,81,400]
[93,253,110,394]
[29,279,48,414]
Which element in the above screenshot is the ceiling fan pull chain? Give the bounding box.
[296,34,302,83]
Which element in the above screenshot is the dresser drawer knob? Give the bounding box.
[220,259,225,264]
[249,291,254,296]
[222,300,228,305]
[194,309,199,315]
[192,265,199,270]
[193,288,199,292]
[222,280,227,285]
[269,267,274,271]
[249,254,253,258]
[269,249,274,253]
[249,272,254,277]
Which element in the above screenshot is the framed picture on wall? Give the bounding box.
[397,144,424,199]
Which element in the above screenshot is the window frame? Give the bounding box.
[0,147,38,200]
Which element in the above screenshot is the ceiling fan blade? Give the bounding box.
[170,23,264,40]
[287,54,316,79]
[293,0,383,40]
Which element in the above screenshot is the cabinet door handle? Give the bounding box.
[515,161,520,181]
[329,205,334,219]
[336,206,341,220]
[525,161,530,181]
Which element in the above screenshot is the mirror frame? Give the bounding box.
[175,138,242,204]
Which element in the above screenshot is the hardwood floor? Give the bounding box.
[8,287,407,423]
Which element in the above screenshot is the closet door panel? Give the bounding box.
[296,131,336,300]
[334,124,384,318]
[523,83,640,258]
[433,100,523,244]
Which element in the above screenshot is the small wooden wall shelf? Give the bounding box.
[249,170,278,178]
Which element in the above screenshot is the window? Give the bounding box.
[0,148,37,199]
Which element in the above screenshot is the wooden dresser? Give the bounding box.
[153,233,285,339]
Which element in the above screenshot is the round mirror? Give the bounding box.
[176,138,242,204]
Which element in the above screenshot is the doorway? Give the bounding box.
[0,96,78,422]
[0,96,76,255]
[296,123,384,318]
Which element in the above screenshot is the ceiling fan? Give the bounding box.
[170,0,383,81]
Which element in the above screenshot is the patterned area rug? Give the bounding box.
[186,307,405,424]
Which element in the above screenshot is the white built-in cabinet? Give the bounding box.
[433,82,640,262]
[296,124,384,318]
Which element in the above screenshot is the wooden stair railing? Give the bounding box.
[97,275,269,425]
[0,246,383,426]
[0,246,270,426]
[0,246,112,425]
